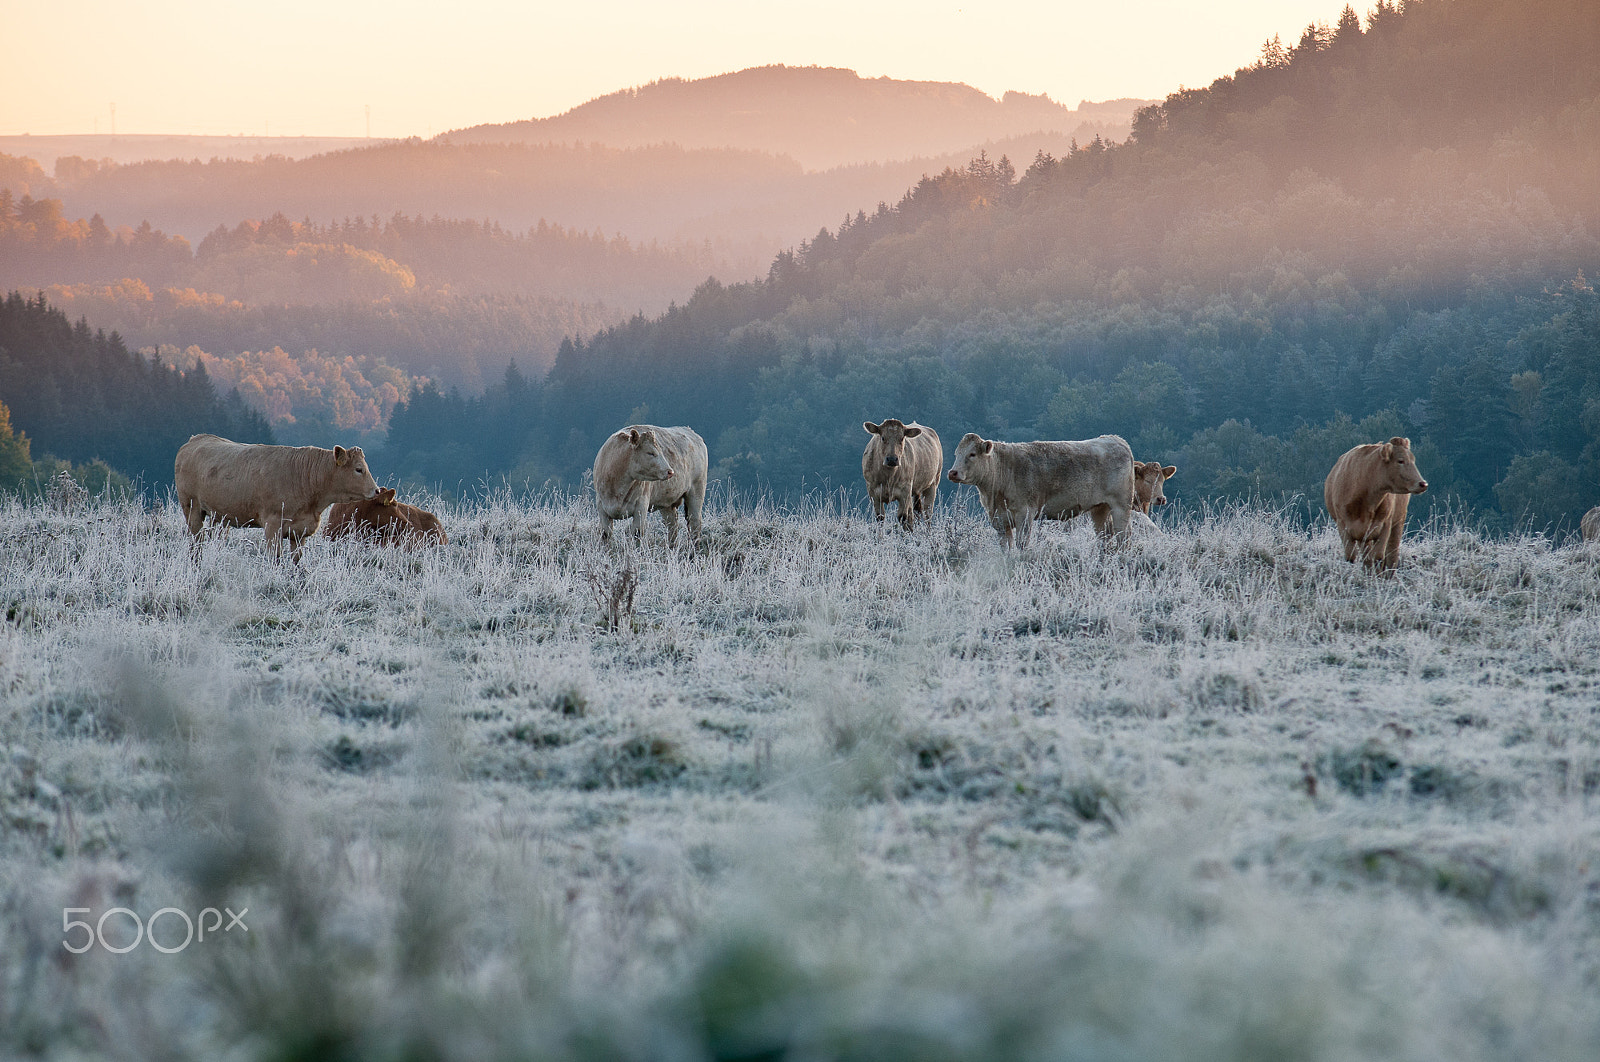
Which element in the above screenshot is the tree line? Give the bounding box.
[0,292,272,491]
[34,282,611,393]
[374,0,1600,532]
[4,0,1597,533]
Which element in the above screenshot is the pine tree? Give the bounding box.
[1333,5,1362,46]
[0,398,34,491]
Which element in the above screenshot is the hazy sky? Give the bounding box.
[5,0,1345,140]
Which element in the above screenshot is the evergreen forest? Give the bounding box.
[380,0,1600,531]
[2,0,1598,532]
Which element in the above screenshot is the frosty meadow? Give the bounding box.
[2,488,1600,1060]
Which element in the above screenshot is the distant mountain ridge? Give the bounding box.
[0,134,380,173]
[441,65,1147,170]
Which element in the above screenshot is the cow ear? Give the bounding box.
[1389,436,1408,449]
[864,421,880,434]
[1381,443,1394,461]
[1163,465,1177,479]
[902,426,922,438]
[628,428,640,445]
[381,488,397,503]
[980,439,994,455]
[333,445,349,465]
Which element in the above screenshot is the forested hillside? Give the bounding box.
[382,0,1600,530]
[0,193,715,321]
[0,69,1149,428]
[0,292,272,487]
[444,65,1140,170]
[0,197,656,392]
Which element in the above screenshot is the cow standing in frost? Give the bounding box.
[174,434,379,561]
[1323,436,1428,571]
[593,425,708,548]
[946,433,1134,548]
[862,419,942,530]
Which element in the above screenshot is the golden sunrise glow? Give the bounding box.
[5,0,1344,139]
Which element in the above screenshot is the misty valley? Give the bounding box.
[3,1,1600,1058]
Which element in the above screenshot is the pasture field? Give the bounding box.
[2,490,1600,1060]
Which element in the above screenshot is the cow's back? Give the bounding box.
[398,501,448,543]
[647,426,709,506]
[1324,444,1383,521]
[323,499,364,537]
[175,433,245,494]
[1002,435,1133,517]
[176,435,331,523]
[326,498,446,544]
[176,434,290,521]
[592,433,635,507]
[905,424,943,491]
[1582,506,1600,542]
[594,424,707,511]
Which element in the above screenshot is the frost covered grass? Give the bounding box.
[2,489,1600,1060]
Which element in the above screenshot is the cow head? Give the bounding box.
[626,428,674,481]
[331,445,380,500]
[864,418,923,468]
[374,487,399,507]
[947,433,995,484]
[1132,461,1177,514]
[1382,437,1428,494]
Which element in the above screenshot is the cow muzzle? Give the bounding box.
[883,455,899,467]
[1415,481,1428,494]
[947,470,960,482]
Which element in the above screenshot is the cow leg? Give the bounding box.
[918,481,937,523]
[1109,498,1131,543]
[871,494,887,522]
[661,504,681,548]
[262,513,285,561]
[896,489,914,531]
[988,507,1012,547]
[1340,531,1359,564]
[1090,503,1111,540]
[1016,507,1036,549]
[180,497,207,561]
[1382,516,1404,571]
[1092,501,1131,546]
[630,501,649,542]
[181,494,205,537]
[1359,533,1385,569]
[684,483,705,547]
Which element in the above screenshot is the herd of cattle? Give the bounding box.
[170,422,1591,570]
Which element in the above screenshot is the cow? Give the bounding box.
[862,419,942,530]
[593,425,708,548]
[323,488,447,546]
[1132,461,1177,515]
[175,434,379,561]
[946,433,1135,548]
[1323,436,1428,571]
[1582,506,1600,542]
